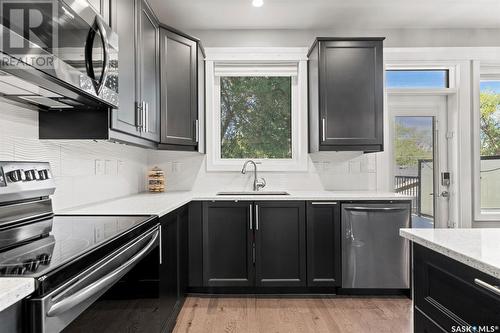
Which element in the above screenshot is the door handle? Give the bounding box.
[311,202,338,205]
[95,16,110,95]
[249,204,253,230]
[47,227,159,317]
[474,278,500,296]
[322,118,326,142]
[344,207,406,212]
[195,119,199,143]
[255,204,259,231]
[84,16,110,95]
[144,102,149,133]
[136,102,143,130]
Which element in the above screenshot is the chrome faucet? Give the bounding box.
[241,160,266,191]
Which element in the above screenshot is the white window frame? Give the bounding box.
[205,48,308,172]
[472,62,500,222]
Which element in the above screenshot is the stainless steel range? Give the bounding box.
[0,161,160,333]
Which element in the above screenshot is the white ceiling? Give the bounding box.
[149,0,500,31]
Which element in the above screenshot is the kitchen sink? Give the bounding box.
[216,191,290,196]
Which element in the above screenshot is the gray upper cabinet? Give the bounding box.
[138,1,160,142]
[160,27,200,151]
[308,38,384,153]
[110,0,138,138]
[110,0,160,143]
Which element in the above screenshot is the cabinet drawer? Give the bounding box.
[414,307,446,333]
[414,244,500,331]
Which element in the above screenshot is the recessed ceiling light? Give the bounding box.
[252,0,264,7]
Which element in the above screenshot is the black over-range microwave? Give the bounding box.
[0,0,118,110]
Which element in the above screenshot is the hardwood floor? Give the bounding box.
[173,296,412,333]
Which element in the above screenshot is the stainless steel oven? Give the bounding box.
[0,0,118,109]
[28,225,161,333]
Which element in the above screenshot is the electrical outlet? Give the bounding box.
[117,160,124,175]
[104,160,113,175]
[95,159,105,175]
[172,162,181,173]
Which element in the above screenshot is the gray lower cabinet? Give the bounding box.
[255,201,307,287]
[306,201,341,287]
[159,206,189,332]
[199,201,306,288]
[308,38,384,153]
[110,0,160,143]
[159,27,201,151]
[202,201,255,287]
[414,244,500,332]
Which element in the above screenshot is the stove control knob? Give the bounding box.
[10,265,27,275]
[38,169,52,180]
[23,259,40,272]
[7,169,25,182]
[37,253,51,265]
[25,169,39,181]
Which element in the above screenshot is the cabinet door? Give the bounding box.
[202,202,254,287]
[177,206,189,301]
[159,212,179,329]
[138,0,160,142]
[110,0,141,138]
[414,308,447,333]
[255,201,306,287]
[160,29,198,147]
[319,40,383,151]
[306,201,341,287]
[414,244,500,331]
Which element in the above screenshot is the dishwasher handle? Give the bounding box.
[344,207,407,212]
[46,227,159,317]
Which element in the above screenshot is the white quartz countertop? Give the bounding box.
[0,278,35,312]
[58,190,411,217]
[400,228,500,279]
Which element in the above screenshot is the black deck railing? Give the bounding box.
[394,175,419,214]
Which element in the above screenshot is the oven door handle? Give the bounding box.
[46,228,159,317]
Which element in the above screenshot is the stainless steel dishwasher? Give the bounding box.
[341,203,411,289]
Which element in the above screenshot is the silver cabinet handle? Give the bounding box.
[136,102,143,130]
[142,101,149,132]
[159,225,162,265]
[195,119,199,143]
[322,118,326,142]
[311,202,338,205]
[255,204,259,230]
[249,204,253,230]
[344,207,406,212]
[474,278,500,296]
[47,227,159,317]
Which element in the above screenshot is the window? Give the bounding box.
[220,76,292,159]
[478,79,500,213]
[205,48,308,172]
[386,70,449,88]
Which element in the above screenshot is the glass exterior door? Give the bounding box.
[389,95,449,228]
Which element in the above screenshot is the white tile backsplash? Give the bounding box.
[1,98,381,209]
[0,100,149,211]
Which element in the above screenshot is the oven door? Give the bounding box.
[0,0,118,107]
[27,225,160,333]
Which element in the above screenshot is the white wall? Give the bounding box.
[148,150,378,192]
[0,100,149,211]
[190,28,500,48]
